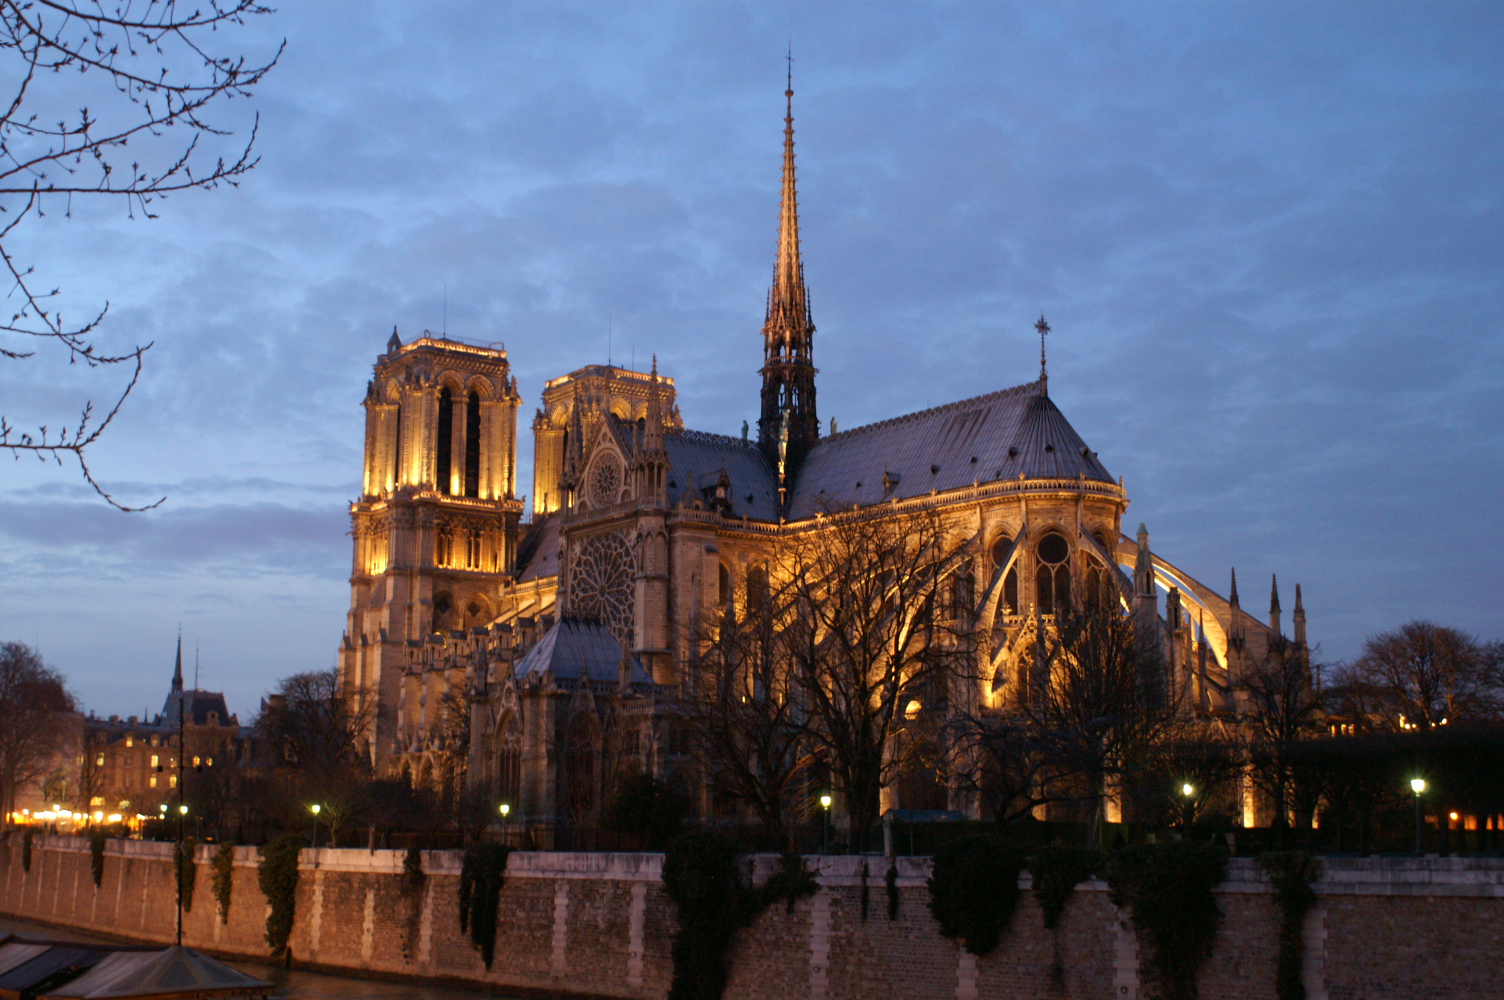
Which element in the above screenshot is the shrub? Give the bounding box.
[662,831,745,1000]
[258,834,303,959]
[22,830,32,873]
[1030,846,1101,930]
[603,772,690,850]
[176,838,198,913]
[212,843,235,924]
[927,834,1027,956]
[886,862,900,920]
[1105,842,1227,1000]
[457,842,512,970]
[89,828,107,888]
[1259,852,1320,1000]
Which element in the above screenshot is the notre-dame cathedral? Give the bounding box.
[337,82,1302,846]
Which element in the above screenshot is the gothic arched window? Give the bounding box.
[436,387,454,494]
[990,534,1019,615]
[1035,532,1071,615]
[464,391,481,497]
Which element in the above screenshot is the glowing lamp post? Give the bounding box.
[1410,778,1426,854]
[1181,783,1195,831]
[820,794,833,854]
[499,802,511,844]
[309,803,322,848]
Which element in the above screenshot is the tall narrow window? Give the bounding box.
[990,535,1019,615]
[435,388,454,494]
[392,404,403,486]
[1036,532,1071,615]
[465,391,481,497]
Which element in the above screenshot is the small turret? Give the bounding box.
[1269,573,1282,635]
[633,356,669,503]
[387,326,402,354]
[1293,583,1307,649]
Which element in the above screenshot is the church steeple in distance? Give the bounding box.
[758,54,819,485]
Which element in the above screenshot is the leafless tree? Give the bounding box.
[253,669,373,846]
[0,0,280,508]
[1331,621,1501,732]
[0,641,76,824]
[1023,600,1183,849]
[1241,636,1326,834]
[776,506,975,850]
[678,593,817,847]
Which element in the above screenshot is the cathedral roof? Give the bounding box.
[787,382,1113,518]
[663,429,780,518]
[513,618,651,685]
[515,514,561,582]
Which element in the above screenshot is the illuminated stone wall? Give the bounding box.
[5,837,1500,1000]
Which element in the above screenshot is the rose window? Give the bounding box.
[570,531,636,641]
[587,453,624,508]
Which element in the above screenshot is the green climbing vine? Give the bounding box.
[1030,846,1100,930]
[89,828,107,888]
[661,833,820,1000]
[457,842,512,970]
[176,837,199,913]
[1104,842,1227,1000]
[21,829,33,873]
[926,834,1028,956]
[401,846,426,961]
[258,834,303,959]
[1259,852,1320,1000]
[211,843,235,924]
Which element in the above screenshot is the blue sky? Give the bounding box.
[2,1,1500,718]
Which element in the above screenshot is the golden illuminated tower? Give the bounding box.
[340,329,524,766]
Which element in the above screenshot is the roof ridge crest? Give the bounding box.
[824,380,1041,441]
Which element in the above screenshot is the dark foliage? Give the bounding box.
[457,842,512,969]
[1030,846,1101,930]
[886,862,900,920]
[661,832,820,1000]
[402,846,426,895]
[257,834,303,959]
[89,828,106,888]
[176,838,198,913]
[212,843,235,924]
[1105,842,1227,1000]
[603,772,690,850]
[1259,852,1320,1000]
[926,834,1027,955]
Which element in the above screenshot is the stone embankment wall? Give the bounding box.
[2,836,1501,1000]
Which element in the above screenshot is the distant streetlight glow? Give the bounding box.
[1411,778,1426,854]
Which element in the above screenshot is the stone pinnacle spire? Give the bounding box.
[759,55,819,489]
[172,630,183,693]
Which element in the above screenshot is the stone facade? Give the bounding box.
[4,836,1503,1000]
[338,82,1304,842]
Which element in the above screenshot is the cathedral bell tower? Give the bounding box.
[340,329,524,769]
[758,68,819,495]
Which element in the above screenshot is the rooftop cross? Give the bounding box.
[1036,314,1051,395]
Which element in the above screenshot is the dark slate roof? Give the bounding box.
[42,945,271,998]
[161,690,233,728]
[515,514,561,583]
[664,429,780,518]
[788,382,1113,518]
[514,618,652,685]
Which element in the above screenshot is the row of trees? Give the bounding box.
[673,506,1504,852]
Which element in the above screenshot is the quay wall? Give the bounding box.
[1,836,1501,1000]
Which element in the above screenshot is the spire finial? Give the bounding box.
[1229,567,1240,605]
[1035,314,1050,396]
[172,629,184,693]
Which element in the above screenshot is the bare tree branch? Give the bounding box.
[0,0,281,507]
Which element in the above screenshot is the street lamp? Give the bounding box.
[499,802,511,845]
[1410,778,1426,854]
[309,803,322,848]
[1181,783,1195,831]
[819,794,832,854]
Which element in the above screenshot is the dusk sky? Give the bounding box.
[2,2,1500,720]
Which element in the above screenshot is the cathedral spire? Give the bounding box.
[1269,573,1282,634]
[1293,582,1307,648]
[172,629,183,693]
[758,58,818,488]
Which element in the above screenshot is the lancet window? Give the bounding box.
[464,391,481,497]
[990,535,1019,615]
[1035,532,1072,615]
[436,387,454,494]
